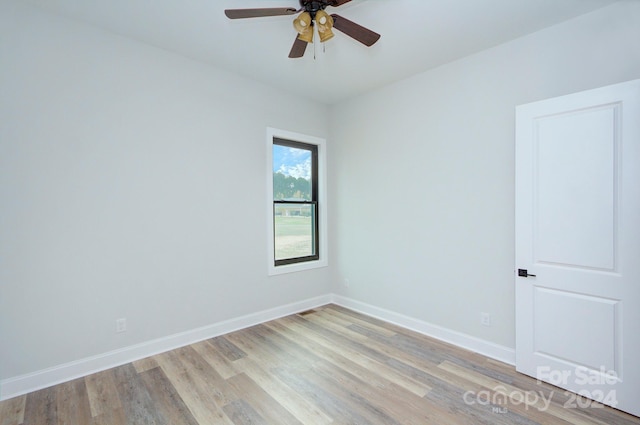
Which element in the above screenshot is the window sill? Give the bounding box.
[268,258,328,276]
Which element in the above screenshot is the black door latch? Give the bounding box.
[518,269,536,277]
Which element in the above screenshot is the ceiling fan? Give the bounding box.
[225,0,381,58]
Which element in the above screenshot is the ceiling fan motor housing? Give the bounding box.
[301,0,330,19]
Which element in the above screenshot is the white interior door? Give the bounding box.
[515,79,640,417]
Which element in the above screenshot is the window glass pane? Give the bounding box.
[272,144,312,201]
[274,203,316,261]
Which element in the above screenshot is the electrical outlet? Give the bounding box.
[116,318,127,333]
[343,278,350,288]
[481,313,492,327]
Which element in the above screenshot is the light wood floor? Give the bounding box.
[1,304,638,424]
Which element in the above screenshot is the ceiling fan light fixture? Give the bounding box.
[293,12,314,43]
[315,10,334,43]
[297,29,314,43]
[225,2,381,58]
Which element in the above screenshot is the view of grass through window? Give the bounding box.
[274,205,314,260]
[273,142,316,263]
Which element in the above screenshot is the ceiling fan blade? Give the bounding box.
[288,36,307,58]
[330,14,380,46]
[328,0,352,6]
[225,8,297,19]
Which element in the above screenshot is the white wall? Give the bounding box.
[0,1,330,383]
[329,1,640,349]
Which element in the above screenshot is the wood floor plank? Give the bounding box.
[328,305,488,363]
[139,367,199,425]
[207,336,247,361]
[232,356,333,425]
[55,378,92,425]
[422,374,543,425]
[191,339,240,380]
[221,399,266,425]
[285,312,419,368]
[153,349,235,425]
[22,386,57,425]
[438,360,611,425]
[224,326,309,375]
[111,363,163,425]
[84,369,127,425]
[271,364,379,425]
[227,326,348,422]
[7,304,639,425]
[289,310,499,397]
[318,307,398,338]
[84,369,123,418]
[266,317,431,397]
[133,356,160,374]
[328,304,405,332]
[482,358,640,425]
[309,360,454,425]
[281,313,456,392]
[298,365,405,425]
[246,321,457,424]
[90,407,126,425]
[328,311,472,372]
[0,395,26,425]
[225,373,302,425]
[172,345,238,407]
[302,312,371,343]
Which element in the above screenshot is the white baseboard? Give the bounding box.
[1,293,515,401]
[0,294,332,401]
[330,294,516,365]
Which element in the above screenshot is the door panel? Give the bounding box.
[533,288,619,372]
[515,79,640,417]
[535,105,617,271]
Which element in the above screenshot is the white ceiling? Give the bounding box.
[25,0,619,104]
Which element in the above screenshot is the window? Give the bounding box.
[273,139,318,265]
[267,128,327,275]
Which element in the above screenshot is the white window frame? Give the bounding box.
[266,127,328,276]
